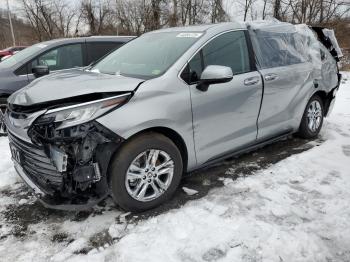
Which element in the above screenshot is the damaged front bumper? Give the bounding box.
[12,160,104,210]
[6,108,123,210]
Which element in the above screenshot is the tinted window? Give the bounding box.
[31,44,83,71]
[202,31,251,75]
[87,42,122,65]
[14,65,27,75]
[181,31,251,84]
[181,52,203,84]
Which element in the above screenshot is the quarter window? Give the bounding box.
[254,32,307,68]
[181,52,203,84]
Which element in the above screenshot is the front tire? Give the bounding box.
[109,132,183,212]
[298,95,324,139]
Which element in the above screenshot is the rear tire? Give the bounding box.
[298,95,324,139]
[109,132,183,212]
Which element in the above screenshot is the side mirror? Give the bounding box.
[32,65,49,78]
[197,65,233,91]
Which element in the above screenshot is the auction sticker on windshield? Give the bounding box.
[176,33,202,38]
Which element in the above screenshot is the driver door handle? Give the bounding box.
[244,76,260,86]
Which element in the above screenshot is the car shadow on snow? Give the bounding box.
[0,135,323,249]
[136,135,323,219]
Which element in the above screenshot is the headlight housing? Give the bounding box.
[39,93,131,129]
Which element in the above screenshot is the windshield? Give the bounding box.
[0,43,46,69]
[91,32,203,79]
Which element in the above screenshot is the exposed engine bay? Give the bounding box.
[6,93,129,209]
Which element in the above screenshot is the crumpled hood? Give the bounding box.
[8,69,144,106]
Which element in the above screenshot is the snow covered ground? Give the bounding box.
[0,72,349,262]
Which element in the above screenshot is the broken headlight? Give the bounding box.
[39,93,131,129]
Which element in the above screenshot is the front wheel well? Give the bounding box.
[120,127,188,172]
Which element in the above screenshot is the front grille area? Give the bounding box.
[8,132,63,194]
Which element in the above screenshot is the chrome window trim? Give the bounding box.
[177,29,248,86]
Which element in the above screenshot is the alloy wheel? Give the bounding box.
[125,149,174,202]
[307,100,322,132]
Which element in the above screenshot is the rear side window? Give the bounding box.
[254,32,307,68]
[181,30,251,84]
[87,42,122,65]
[31,44,83,72]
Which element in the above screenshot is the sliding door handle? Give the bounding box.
[264,73,278,81]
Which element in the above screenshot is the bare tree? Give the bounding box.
[241,0,256,21]
[17,0,350,43]
[115,0,150,35]
[81,0,113,35]
[286,0,350,24]
[148,0,162,30]
[169,0,178,26]
[210,0,229,22]
[20,0,81,40]
[273,0,281,20]
[53,1,77,37]
[262,0,269,19]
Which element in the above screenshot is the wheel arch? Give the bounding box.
[113,126,189,173]
[311,90,334,116]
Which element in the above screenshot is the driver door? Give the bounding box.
[183,30,263,165]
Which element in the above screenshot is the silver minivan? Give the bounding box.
[5,21,342,211]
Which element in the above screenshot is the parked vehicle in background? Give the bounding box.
[0,36,134,135]
[4,21,342,212]
[1,55,13,62]
[0,46,27,61]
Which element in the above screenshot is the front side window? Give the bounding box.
[181,30,251,84]
[91,32,202,79]
[31,44,83,71]
[202,30,251,75]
